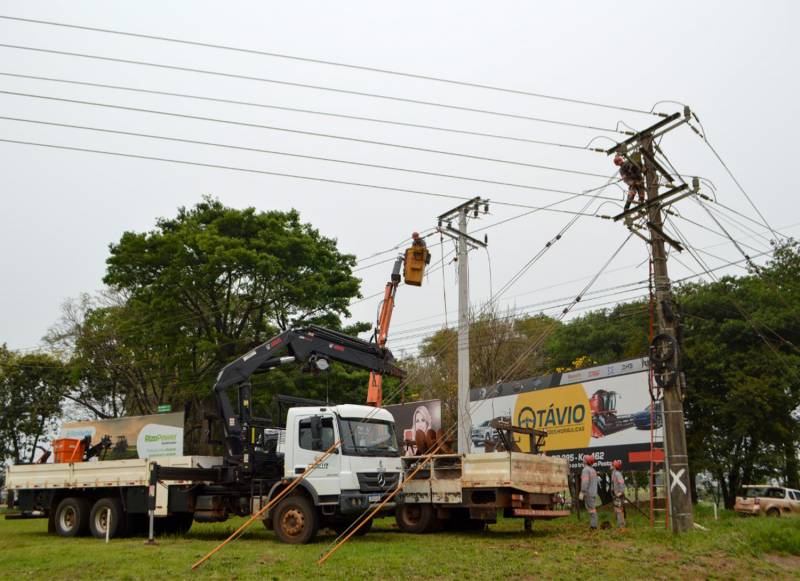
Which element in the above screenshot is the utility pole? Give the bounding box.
[437,197,489,453]
[607,108,697,533]
[642,134,694,533]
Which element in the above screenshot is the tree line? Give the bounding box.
[1,198,797,508]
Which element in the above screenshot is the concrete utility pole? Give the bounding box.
[642,135,694,533]
[457,207,471,454]
[437,197,488,453]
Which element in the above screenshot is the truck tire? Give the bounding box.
[333,517,373,537]
[54,497,91,537]
[272,495,319,544]
[89,498,126,539]
[395,504,440,534]
[767,507,781,517]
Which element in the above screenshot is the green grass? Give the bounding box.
[0,505,797,580]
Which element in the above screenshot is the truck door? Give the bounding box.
[293,414,341,498]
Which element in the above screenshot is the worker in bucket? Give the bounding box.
[578,454,599,530]
[614,154,645,216]
[411,231,427,248]
[611,459,627,530]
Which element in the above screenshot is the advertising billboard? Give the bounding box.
[384,399,442,456]
[60,411,185,460]
[469,358,663,471]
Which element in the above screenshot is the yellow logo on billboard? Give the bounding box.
[513,384,591,451]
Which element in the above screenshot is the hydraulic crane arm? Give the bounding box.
[366,254,403,407]
[213,324,404,456]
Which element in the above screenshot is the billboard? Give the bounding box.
[384,399,442,456]
[60,412,185,460]
[469,358,663,471]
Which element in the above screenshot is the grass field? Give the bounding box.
[0,505,798,580]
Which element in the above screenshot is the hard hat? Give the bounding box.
[583,454,595,465]
[612,459,623,470]
[411,231,420,239]
[613,155,625,166]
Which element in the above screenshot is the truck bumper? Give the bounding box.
[339,490,396,515]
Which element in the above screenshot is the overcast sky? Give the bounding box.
[1,1,798,357]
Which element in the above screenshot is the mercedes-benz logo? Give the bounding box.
[376,472,386,488]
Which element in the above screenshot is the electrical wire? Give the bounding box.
[0,115,618,197]
[0,91,615,182]
[0,43,628,134]
[0,137,610,219]
[0,15,662,117]
[0,72,604,153]
[689,112,780,240]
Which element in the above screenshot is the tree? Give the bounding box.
[45,199,365,452]
[407,307,557,427]
[680,242,800,505]
[0,346,67,464]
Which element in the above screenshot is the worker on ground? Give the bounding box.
[614,154,645,215]
[611,459,627,530]
[578,454,599,530]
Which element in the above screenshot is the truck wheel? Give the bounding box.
[54,497,90,537]
[333,517,373,537]
[395,504,440,534]
[273,495,319,544]
[89,498,126,539]
[767,507,781,517]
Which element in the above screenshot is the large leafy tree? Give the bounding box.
[0,346,67,464]
[680,242,800,505]
[47,199,364,452]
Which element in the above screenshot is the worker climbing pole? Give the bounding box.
[607,108,699,533]
[366,232,430,407]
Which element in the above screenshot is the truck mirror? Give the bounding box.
[310,415,323,451]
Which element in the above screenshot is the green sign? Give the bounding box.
[157,404,172,413]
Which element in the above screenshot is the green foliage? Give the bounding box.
[680,241,800,504]
[44,198,366,451]
[544,300,650,370]
[0,346,67,463]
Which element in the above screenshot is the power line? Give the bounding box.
[0,43,628,134]
[0,14,661,117]
[0,115,620,199]
[689,113,779,240]
[0,90,613,182]
[0,137,610,219]
[0,72,604,153]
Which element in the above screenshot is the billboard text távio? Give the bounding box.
[469,358,663,471]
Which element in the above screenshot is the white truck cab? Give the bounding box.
[261,404,402,543]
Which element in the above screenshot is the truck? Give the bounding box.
[396,421,570,532]
[4,325,406,544]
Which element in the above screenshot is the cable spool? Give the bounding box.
[650,333,677,364]
[653,360,677,389]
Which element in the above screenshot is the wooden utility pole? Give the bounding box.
[642,134,694,533]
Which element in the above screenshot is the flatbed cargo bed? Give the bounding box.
[5,456,222,491]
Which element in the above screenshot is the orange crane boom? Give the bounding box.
[366,233,430,407]
[366,255,403,407]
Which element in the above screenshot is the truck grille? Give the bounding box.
[357,472,400,492]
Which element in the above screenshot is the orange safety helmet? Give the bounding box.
[613,155,625,166]
[583,454,595,465]
[612,459,623,470]
[411,231,420,240]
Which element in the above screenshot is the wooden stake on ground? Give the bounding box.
[191,441,341,571]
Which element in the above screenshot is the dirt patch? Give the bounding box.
[764,553,800,571]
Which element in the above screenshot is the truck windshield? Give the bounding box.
[338,418,400,457]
